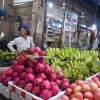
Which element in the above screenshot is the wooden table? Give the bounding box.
[0,67,10,75]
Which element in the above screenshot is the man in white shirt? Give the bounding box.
[7,24,35,53]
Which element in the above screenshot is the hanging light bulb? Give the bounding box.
[63,2,65,6]
[62,0,66,9]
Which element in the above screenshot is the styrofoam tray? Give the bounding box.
[11,91,20,100]
[8,81,65,100]
[0,82,3,94]
[85,72,100,82]
[2,85,11,99]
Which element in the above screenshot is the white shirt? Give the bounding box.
[7,36,35,52]
[92,38,99,50]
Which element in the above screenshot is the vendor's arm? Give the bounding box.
[30,37,35,47]
[7,39,16,52]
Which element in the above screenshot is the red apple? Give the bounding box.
[83,99,90,100]
[70,83,76,90]
[81,84,91,92]
[74,92,83,100]
[91,87,98,93]
[90,82,98,89]
[70,97,79,100]
[92,76,99,83]
[73,86,82,93]
[65,88,73,96]
[95,81,100,88]
[75,80,85,86]
[83,92,93,100]
[70,94,74,99]
[93,92,100,100]
[61,95,69,100]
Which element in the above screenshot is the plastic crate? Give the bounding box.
[8,81,65,100]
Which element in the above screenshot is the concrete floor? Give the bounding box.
[0,94,11,100]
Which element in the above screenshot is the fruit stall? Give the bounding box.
[0,47,100,100]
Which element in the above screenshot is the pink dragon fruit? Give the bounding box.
[62,78,69,82]
[26,67,34,74]
[41,80,51,89]
[27,61,34,68]
[26,73,35,82]
[17,65,25,73]
[44,64,52,75]
[24,56,30,62]
[12,72,18,79]
[36,73,47,80]
[20,72,26,79]
[33,78,42,86]
[50,84,59,96]
[0,76,1,82]
[18,55,26,65]
[56,79,62,86]
[40,89,52,100]
[12,60,19,67]
[25,83,33,92]
[3,77,12,86]
[13,65,19,72]
[50,81,56,86]
[60,81,70,90]
[19,80,26,89]
[32,86,41,96]
[0,75,6,82]
[37,57,45,63]
[56,71,64,80]
[30,58,38,65]
[35,63,45,73]
[7,69,13,76]
[1,71,7,75]
[39,51,46,56]
[33,47,41,53]
[13,77,20,86]
[26,48,31,54]
[49,72,57,81]
[32,52,39,56]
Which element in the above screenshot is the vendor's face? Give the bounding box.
[20,28,27,36]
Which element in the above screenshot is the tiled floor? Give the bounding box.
[0,94,11,100]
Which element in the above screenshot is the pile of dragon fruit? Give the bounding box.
[0,54,70,100]
[25,47,46,56]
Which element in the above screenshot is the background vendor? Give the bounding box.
[7,24,35,53]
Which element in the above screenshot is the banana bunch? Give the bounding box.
[46,48,60,57]
[63,60,89,82]
[51,63,62,72]
[89,63,100,73]
[46,47,100,83]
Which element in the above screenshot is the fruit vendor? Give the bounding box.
[7,24,35,53]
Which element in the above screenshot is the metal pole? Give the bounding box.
[41,0,47,49]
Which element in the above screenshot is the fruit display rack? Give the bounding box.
[45,16,62,48]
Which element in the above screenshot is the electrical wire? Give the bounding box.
[79,0,95,11]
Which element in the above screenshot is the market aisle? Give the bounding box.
[0,94,11,100]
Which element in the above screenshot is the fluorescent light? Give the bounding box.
[48,2,53,8]
[92,24,97,30]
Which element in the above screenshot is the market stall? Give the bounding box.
[0,46,100,100]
